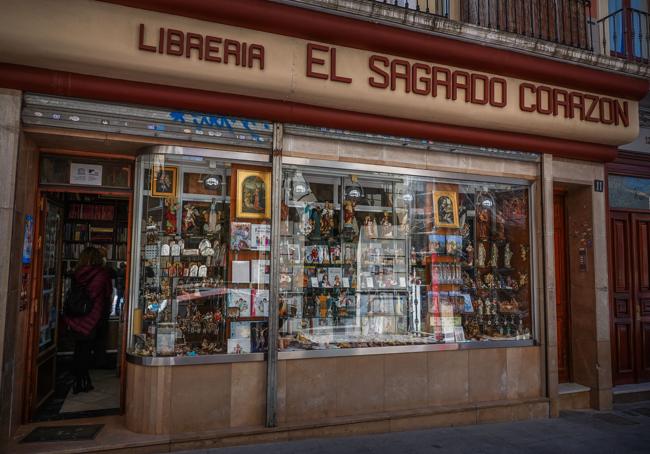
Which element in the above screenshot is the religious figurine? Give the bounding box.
[206,198,221,235]
[362,215,378,238]
[520,244,529,261]
[504,243,513,268]
[489,243,499,268]
[343,200,356,228]
[183,203,198,233]
[465,241,474,267]
[380,211,393,238]
[300,205,313,236]
[477,207,490,239]
[399,210,410,235]
[320,201,334,238]
[518,272,528,287]
[477,242,487,267]
[164,198,178,234]
[495,211,506,239]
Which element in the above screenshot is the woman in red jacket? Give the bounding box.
[64,247,113,394]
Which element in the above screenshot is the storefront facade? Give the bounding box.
[0,0,647,447]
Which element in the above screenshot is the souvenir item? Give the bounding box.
[465,242,474,266]
[429,234,446,254]
[343,200,357,230]
[189,264,199,277]
[227,338,251,354]
[300,204,313,236]
[398,210,409,234]
[231,321,251,339]
[495,211,506,239]
[250,322,269,352]
[321,201,335,238]
[198,239,212,255]
[164,198,178,234]
[144,244,159,260]
[160,243,170,256]
[182,201,210,235]
[460,221,471,238]
[518,272,528,287]
[489,243,499,267]
[227,307,240,318]
[433,191,460,228]
[206,198,221,234]
[362,215,378,238]
[251,259,270,284]
[235,168,271,219]
[251,224,271,251]
[504,243,513,268]
[232,261,250,283]
[198,265,208,277]
[520,244,529,261]
[477,242,487,267]
[145,216,159,243]
[329,244,341,264]
[252,290,269,317]
[230,222,252,251]
[151,166,177,198]
[477,207,490,239]
[446,235,463,256]
[170,241,181,257]
[229,289,251,317]
[380,211,393,238]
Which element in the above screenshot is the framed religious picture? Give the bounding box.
[151,166,177,198]
[235,168,271,219]
[433,191,460,228]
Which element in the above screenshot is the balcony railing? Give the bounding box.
[596,8,649,62]
[371,0,450,18]
[369,1,649,63]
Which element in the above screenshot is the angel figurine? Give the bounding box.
[363,215,378,238]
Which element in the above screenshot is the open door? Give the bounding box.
[27,196,64,417]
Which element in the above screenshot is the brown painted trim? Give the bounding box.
[607,151,650,177]
[0,63,617,161]
[100,0,649,100]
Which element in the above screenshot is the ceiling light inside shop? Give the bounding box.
[203,174,222,190]
[346,175,364,201]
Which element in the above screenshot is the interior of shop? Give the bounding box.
[33,191,128,421]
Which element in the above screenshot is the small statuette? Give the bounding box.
[478,242,487,267]
[380,211,393,238]
[520,244,529,261]
[465,242,474,267]
[489,243,499,268]
[504,243,513,268]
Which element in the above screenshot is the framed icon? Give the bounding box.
[433,191,460,228]
[235,168,271,219]
[151,166,177,198]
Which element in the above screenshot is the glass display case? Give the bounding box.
[278,166,533,350]
[129,153,271,357]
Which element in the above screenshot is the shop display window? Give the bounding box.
[279,167,533,350]
[129,154,271,357]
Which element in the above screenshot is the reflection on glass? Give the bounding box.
[608,175,650,210]
[279,167,532,350]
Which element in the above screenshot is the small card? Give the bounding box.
[252,289,269,317]
[227,338,251,354]
[232,260,250,283]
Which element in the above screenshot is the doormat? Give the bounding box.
[20,424,104,443]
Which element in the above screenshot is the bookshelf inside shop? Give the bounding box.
[61,195,129,286]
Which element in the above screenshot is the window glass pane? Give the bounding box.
[608,175,650,210]
[130,154,270,357]
[279,167,533,350]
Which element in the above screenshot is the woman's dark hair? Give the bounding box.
[76,247,104,271]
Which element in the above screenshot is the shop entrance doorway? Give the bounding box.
[27,190,131,421]
[610,211,650,385]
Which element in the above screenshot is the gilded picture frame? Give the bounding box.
[235,169,271,219]
[433,190,460,228]
[151,166,177,198]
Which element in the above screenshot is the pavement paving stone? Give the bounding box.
[173,401,650,454]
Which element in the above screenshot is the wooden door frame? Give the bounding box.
[631,212,650,382]
[553,188,572,383]
[24,160,134,421]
